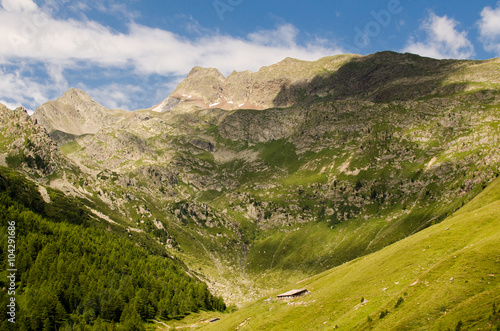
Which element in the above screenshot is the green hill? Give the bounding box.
[198,176,500,330]
[0,167,225,330]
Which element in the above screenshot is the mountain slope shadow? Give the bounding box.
[273,51,474,106]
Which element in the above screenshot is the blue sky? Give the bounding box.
[1,0,500,113]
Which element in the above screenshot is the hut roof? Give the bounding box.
[277,288,308,297]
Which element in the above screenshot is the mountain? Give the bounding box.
[1,51,500,328]
[198,174,500,330]
[151,51,500,114]
[0,167,226,330]
[0,104,60,176]
[152,53,359,112]
[32,88,128,137]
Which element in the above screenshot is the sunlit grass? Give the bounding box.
[198,178,500,330]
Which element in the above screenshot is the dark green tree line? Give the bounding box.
[0,168,225,330]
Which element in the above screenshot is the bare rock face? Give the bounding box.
[0,105,60,175]
[153,52,500,114]
[32,88,127,136]
[218,107,305,143]
[175,66,226,105]
[0,104,32,131]
[152,67,227,112]
[152,54,361,112]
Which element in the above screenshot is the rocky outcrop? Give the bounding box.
[153,52,500,114]
[32,88,127,137]
[151,54,360,112]
[0,105,61,175]
[218,107,305,143]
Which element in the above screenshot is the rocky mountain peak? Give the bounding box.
[186,66,225,80]
[0,104,29,116]
[0,102,60,176]
[14,106,29,114]
[0,104,30,122]
[58,88,94,104]
[151,65,227,112]
[32,88,126,137]
[152,53,364,113]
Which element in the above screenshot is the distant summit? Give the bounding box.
[32,88,127,136]
[150,51,500,113]
[152,53,360,112]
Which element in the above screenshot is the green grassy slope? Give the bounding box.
[0,167,226,330]
[199,177,500,330]
[184,92,500,301]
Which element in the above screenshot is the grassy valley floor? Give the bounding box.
[193,177,500,330]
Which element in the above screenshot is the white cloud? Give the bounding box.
[0,66,53,112]
[74,0,139,20]
[46,63,68,89]
[403,13,474,59]
[478,4,500,55]
[0,6,342,110]
[0,0,37,12]
[248,24,299,48]
[83,83,145,110]
[0,9,341,76]
[0,99,23,111]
